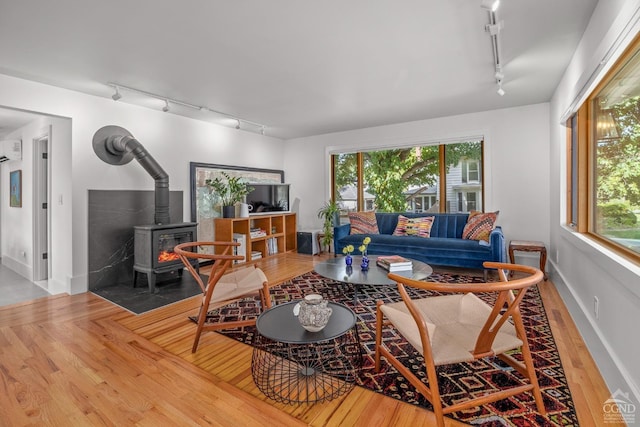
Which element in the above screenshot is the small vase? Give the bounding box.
[298,294,333,332]
[361,255,369,270]
[345,254,353,266]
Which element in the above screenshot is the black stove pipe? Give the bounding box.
[92,126,170,225]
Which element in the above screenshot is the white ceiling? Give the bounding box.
[0,0,598,140]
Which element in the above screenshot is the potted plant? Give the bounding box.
[206,172,254,218]
[317,200,340,251]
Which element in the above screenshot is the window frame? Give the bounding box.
[331,140,485,214]
[568,33,640,264]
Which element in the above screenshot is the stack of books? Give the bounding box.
[266,237,278,255]
[251,250,263,261]
[376,255,413,271]
[232,233,247,264]
[250,228,267,238]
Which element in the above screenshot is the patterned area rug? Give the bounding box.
[200,271,578,426]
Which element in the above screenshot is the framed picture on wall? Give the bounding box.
[9,169,22,207]
[189,162,284,248]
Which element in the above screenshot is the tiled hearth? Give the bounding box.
[87,190,184,291]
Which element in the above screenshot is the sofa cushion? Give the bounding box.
[348,211,379,235]
[393,215,434,238]
[462,210,499,242]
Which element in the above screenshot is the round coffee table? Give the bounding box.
[314,255,433,303]
[251,301,362,404]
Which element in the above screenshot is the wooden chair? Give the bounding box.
[375,262,546,427]
[174,241,272,352]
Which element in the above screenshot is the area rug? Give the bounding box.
[199,271,579,426]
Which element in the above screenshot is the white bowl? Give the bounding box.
[302,324,326,332]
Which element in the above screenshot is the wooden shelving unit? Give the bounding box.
[214,212,297,262]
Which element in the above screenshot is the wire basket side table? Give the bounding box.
[251,301,361,404]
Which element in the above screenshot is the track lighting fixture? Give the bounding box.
[111,86,122,101]
[480,0,500,12]
[481,1,506,96]
[105,82,267,135]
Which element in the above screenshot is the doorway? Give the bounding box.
[33,131,50,283]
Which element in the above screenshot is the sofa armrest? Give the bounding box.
[490,226,507,263]
[333,224,351,254]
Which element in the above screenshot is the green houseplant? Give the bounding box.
[317,200,340,250]
[206,172,254,218]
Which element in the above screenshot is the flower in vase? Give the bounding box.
[342,245,354,256]
[359,236,371,255]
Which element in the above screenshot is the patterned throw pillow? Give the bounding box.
[462,210,499,242]
[348,212,379,235]
[392,215,434,238]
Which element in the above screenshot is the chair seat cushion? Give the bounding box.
[380,293,522,365]
[211,267,268,303]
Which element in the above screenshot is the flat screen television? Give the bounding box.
[247,183,290,213]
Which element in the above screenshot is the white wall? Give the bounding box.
[0,74,285,294]
[284,103,551,263]
[550,0,640,404]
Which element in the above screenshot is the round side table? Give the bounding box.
[251,301,362,404]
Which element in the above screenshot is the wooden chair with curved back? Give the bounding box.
[375,262,546,427]
[174,241,272,353]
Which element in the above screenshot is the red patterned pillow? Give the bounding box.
[462,210,499,242]
[348,212,379,235]
[393,215,434,238]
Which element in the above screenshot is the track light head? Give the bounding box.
[162,100,170,112]
[111,86,122,101]
[494,71,505,81]
[235,120,241,130]
[261,126,265,136]
[481,0,500,12]
[485,21,503,36]
[497,84,505,96]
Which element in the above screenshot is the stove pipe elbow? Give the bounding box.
[93,126,170,225]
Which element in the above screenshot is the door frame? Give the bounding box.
[32,127,51,283]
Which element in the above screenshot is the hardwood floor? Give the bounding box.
[0,252,613,426]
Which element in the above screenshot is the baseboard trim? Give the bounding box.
[2,256,33,281]
[549,260,640,406]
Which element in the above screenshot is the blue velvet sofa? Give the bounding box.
[333,212,506,270]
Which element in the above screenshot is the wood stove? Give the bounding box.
[133,222,197,293]
[92,126,199,293]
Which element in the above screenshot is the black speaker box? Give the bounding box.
[297,232,314,255]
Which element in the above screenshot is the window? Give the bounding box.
[462,160,480,183]
[333,152,358,213]
[332,140,484,215]
[568,35,640,262]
